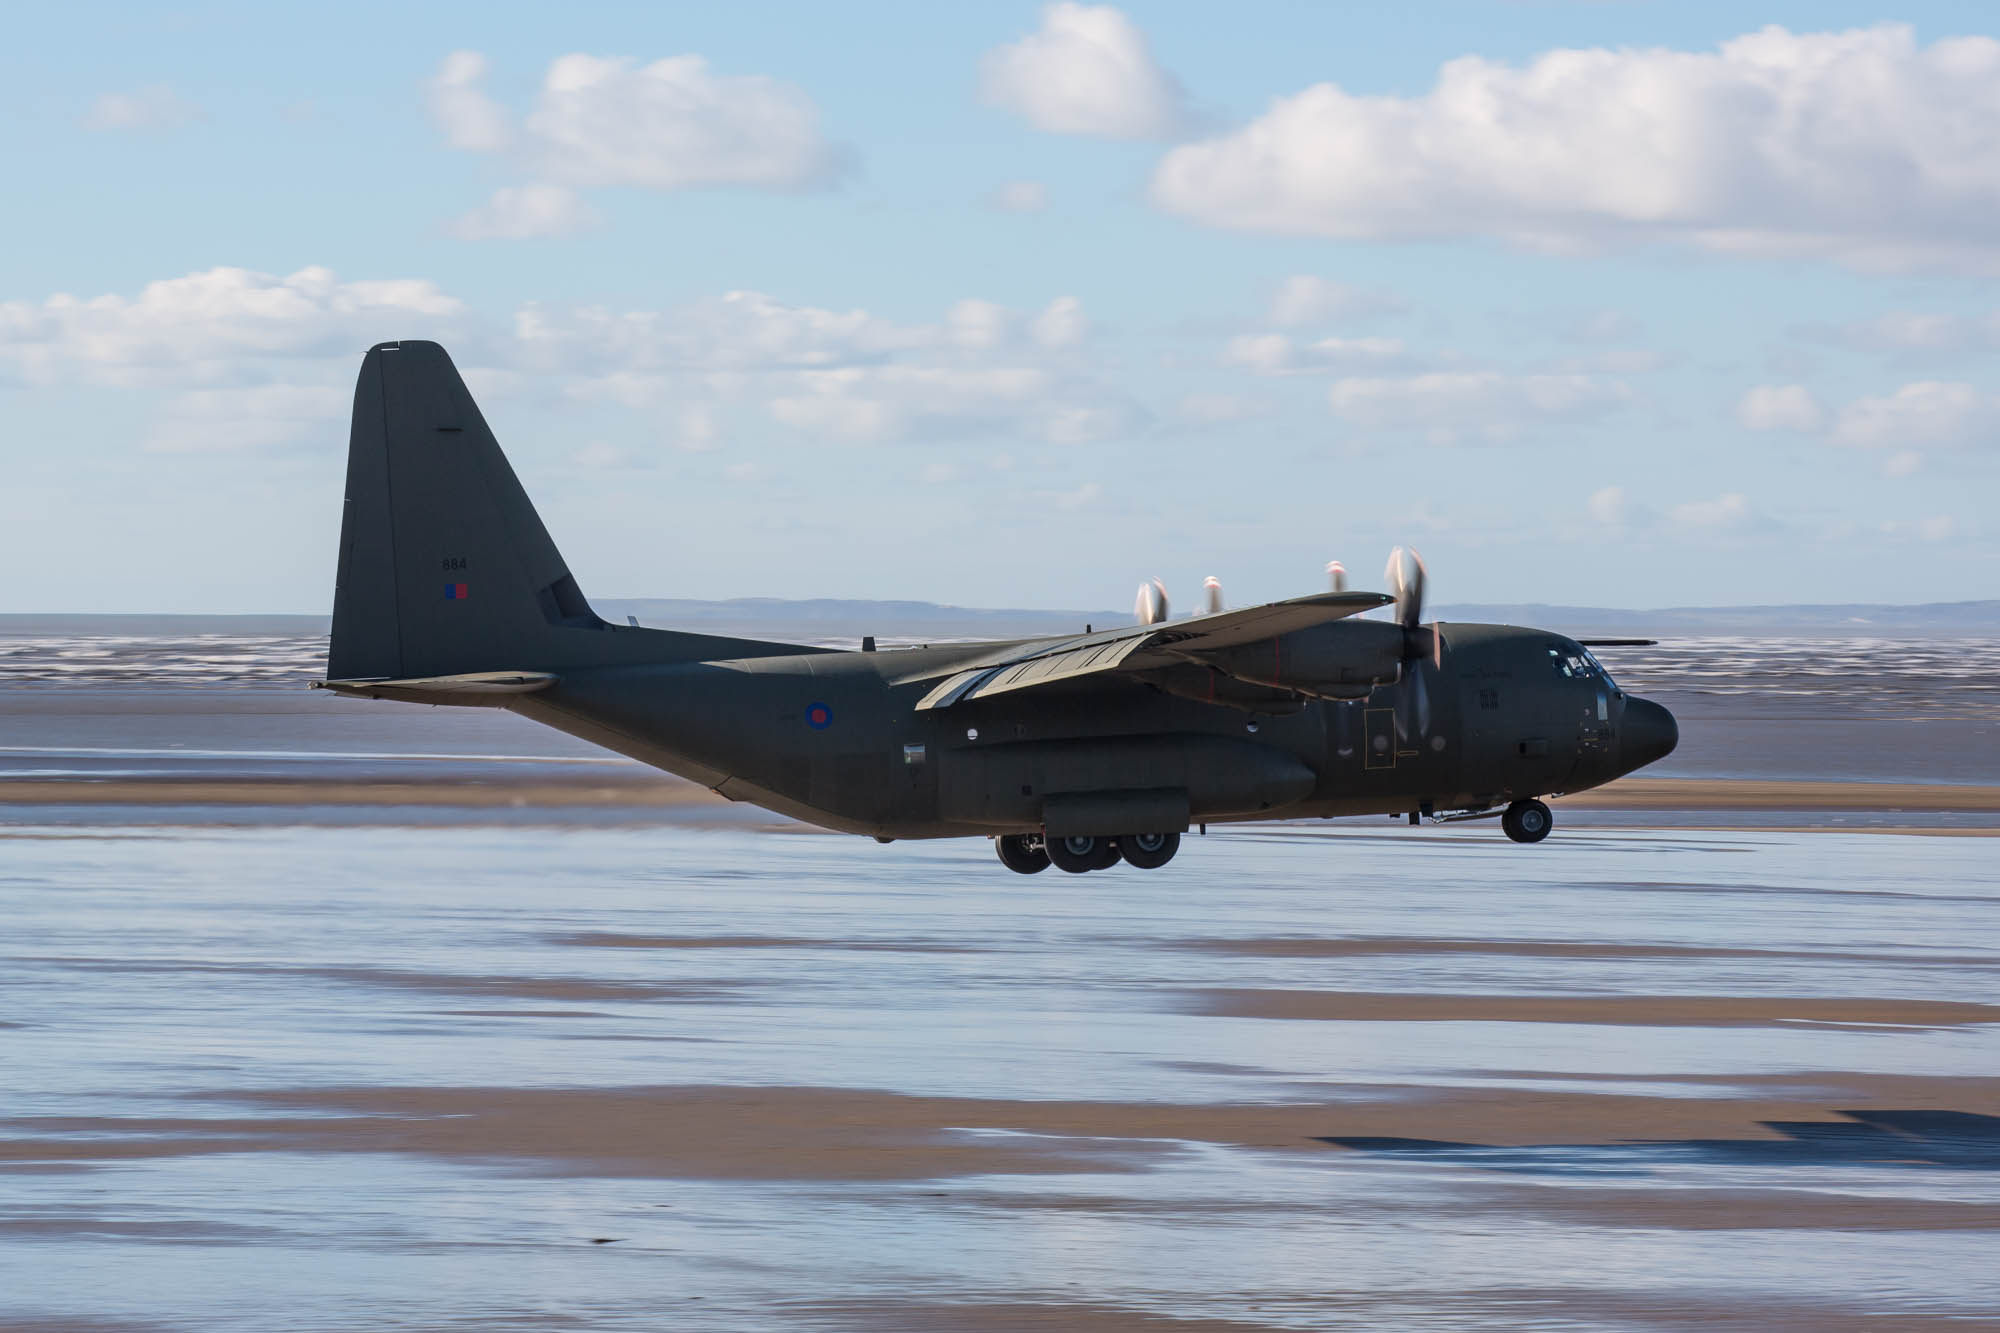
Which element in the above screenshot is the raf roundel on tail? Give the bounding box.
[318,341,1678,873]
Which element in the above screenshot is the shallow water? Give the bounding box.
[2,822,1997,1330]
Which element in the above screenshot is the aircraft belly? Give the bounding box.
[937,733,1316,832]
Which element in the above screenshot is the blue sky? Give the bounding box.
[4,2,1998,613]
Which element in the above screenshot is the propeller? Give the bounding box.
[1384,546,1440,738]
[1202,576,1224,615]
[1384,546,1426,629]
[1135,578,1169,626]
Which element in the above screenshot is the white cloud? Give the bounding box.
[6,269,1131,459]
[1830,381,2000,449]
[431,50,846,195]
[1151,25,2000,272]
[1175,393,1270,426]
[1226,333,1410,375]
[1737,384,1825,432]
[1268,276,1405,327]
[1587,485,1632,526]
[448,185,600,240]
[1030,296,1088,349]
[572,441,637,470]
[514,289,926,374]
[83,86,200,132]
[984,180,1049,213]
[427,51,511,151]
[525,54,846,190]
[1878,513,1961,542]
[1053,481,1102,509]
[979,3,1188,139]
[946,299,1013,352]
[0,266,462,386]
[145,385,347,453]
[1326,372,1630,441]
[1882,449,1924,477]
[1805,308,2000,359]
[769,365,1140,445]
[1669,492,1757,530]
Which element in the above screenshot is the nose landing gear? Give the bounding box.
[1502,798,1553,843]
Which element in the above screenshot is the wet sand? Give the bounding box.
[4,774,1998,826]
[2,821,1996,1330]
[2,651,1997,1330]
[9,1073,1998,1179]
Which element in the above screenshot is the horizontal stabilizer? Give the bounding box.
[314,671,556,703]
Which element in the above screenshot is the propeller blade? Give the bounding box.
[1135,578,1169,626]
[1326,561,1347,593]
[1384,547,1427,630]
[1202,576,1224,615]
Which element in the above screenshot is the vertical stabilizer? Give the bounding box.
[328,340,604,681]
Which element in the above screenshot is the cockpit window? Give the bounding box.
[1548,644,1605,681]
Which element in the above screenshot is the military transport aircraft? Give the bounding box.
[317,341,1678,873]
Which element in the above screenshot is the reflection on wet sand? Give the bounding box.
[1,654,1997,1329]
[10,1075,2000,1180]
[1183,990,2000,1028]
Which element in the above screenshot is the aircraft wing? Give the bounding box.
[914,590,1392,710]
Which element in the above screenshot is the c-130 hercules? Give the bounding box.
[318,342,1678,873]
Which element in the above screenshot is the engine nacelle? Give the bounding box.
[1194,619,1405,701]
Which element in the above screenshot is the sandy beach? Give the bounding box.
[1,642,1997,1330]
[1,815,1995,1330]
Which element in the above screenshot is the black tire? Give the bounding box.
[1502,799,1553,843]
[1120,831,1180,870]
[1048,834,1105,874]
[995,834,1050,874]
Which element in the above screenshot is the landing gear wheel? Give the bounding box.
[1048,834,1108,874]
[1502,799,1553,843]
[1119,831,1180,870]
[995,834,1049,874]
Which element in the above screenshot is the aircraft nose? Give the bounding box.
[1621,696,1678,771]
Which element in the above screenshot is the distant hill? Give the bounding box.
[1431,600,2000,637]
[3,598,1996,641]
[596,598,1109,643]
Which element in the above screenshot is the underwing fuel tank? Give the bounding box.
[937,732,1317,831]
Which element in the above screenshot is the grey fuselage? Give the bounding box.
[495,621,1676,839]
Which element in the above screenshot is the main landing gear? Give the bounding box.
[994,832,1181,874]
[1501,798,1553,844]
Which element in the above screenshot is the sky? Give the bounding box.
[4,1,1999,614]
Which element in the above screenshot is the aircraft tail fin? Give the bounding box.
[328,340,612,681]
[328,339,820,684]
